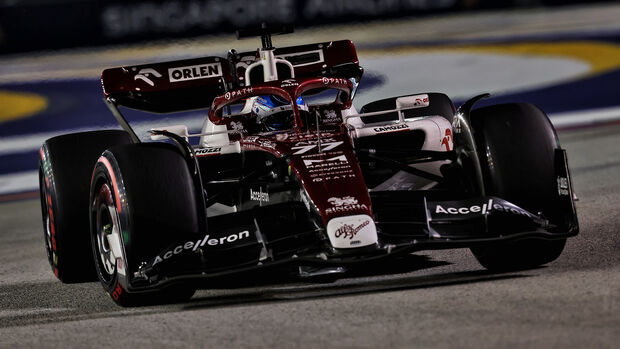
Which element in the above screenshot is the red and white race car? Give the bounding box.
[39,25,578,306]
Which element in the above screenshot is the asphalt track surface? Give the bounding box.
[1,4,620,348]
[0,125,618,347]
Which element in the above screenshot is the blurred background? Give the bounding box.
[0,0,615,54]
[2,0,620,199]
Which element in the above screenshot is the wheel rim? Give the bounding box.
[94,183,122,283]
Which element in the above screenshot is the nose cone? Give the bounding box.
[285,132,377,249]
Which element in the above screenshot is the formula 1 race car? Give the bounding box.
[39,25,578,306]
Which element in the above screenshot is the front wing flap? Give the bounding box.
[425,196,549,239]
[126,193,577,292]
[126,147,578,292]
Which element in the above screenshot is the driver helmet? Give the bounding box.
[252,95,308,131]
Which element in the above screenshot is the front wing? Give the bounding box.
[125,191,577,293]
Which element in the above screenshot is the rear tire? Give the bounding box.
[39,130,132,283]
[468,103,566,271]
[89,142,199,306]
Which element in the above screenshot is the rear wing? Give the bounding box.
[101,40,361,113]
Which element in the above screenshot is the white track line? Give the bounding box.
[550,106,620,128]
[0,171,39,195]
[0,113,207,156]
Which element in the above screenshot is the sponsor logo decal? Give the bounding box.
[291,138,354,182]
[334,220,370,239]
[224,87,253,100]
[245,136,276,149]
[325,196,368,215]
[280,79,299,87]
[557,177,570,196]
[287,132,337,142]
[441,128,452,151]
[299,149,356,183]
[396,94,429,108]
[195,147,221,157]
[311,172,356,183]
[324,110,338,119]
[322,77,348,85]
[303,154,347,167]
[152,230,251,266]
[168,63,222,82]
[230,121,244,132]
[326,214,377,248]
[250,188,269,202]
[430,197,538,220]
[373,124,409,133]
[434,199,494,216]
[134,68,162,86]
[328,196,358,206]
[319,109,342,125]
[413,96,429,106]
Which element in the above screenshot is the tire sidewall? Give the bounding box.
[39,149,62,279]
[89,143,200,305]
[38,130,132,283]
[469,103,567,270]
[90,153,132,304]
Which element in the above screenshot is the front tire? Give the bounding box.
[89,143,200,306]
[469,103,567,271]
[39,130,132,283]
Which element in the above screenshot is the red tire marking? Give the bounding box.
[97,156,122,213]
[41,148,58,254]
[112,281,123,300]
[47,195,57,252]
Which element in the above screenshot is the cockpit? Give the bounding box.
[205,77,353,143]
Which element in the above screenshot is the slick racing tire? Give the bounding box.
[89,143,199,306]
[39,130,132,283]
[469,103,566,271]
[360,92,455,122]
